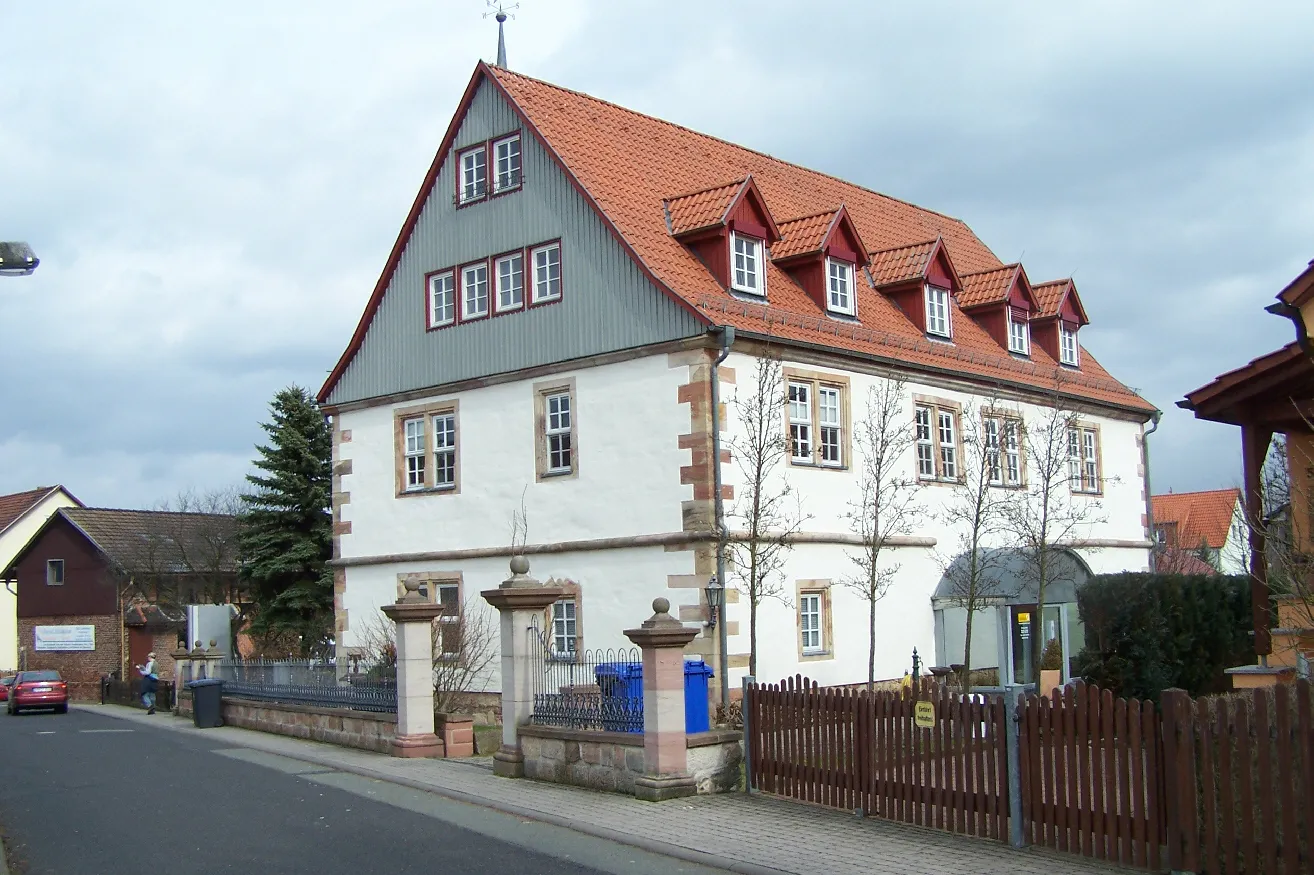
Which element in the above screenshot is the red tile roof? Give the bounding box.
[0,487,73,537]
[959,265,1022,310]
[1033,279,1071,317]
[318,63,1153,415]
[1151,489,1242,550]
[868,240,942,287]
[665,179,745,236]
[772,210,838,261]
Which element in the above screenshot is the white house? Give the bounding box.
[1150,488,1249,576]
[0,485,82,670]
[319,62,1157,699]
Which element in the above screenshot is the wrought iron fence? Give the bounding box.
[211,658,397,714]
[101,677,175,712]
[527,621,643,732]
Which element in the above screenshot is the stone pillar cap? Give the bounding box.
[482,555,563,610]
[625,598,699,648]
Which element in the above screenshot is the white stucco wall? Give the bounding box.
[0,489,81,670]
[1218,500,1251,576]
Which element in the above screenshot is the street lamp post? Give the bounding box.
[704,575,729,706]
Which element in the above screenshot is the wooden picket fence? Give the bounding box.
[1017,681,1166,869]
[747,676,1314,874]
[746,675,1010,841]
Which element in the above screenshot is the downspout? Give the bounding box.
[709,325,735,708]
[1142,410,1163,571]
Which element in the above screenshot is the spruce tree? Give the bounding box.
[239,386,334,655]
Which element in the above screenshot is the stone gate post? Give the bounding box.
[482,557,563,778]
[625,598,699,802]
[381,580,445,757]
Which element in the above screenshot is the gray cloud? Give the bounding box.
[2,0,1309,506]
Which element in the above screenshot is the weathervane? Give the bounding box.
[484,0,519,69]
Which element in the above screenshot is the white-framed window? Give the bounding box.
[800,593,823,654]
[428,271,455,328]
[493,134,521,193]
[915,402,960,481]
[544,391,572,474]
[1068,425,1101,493]
[1060,324,1080,366]
[826,258,854,316]
[436,582,461,658]
[461,263,489,319]
[459,146,487,203]
[818,386,842,466]
[925,285,952,338]
[495,252,524,313]
[731,233,764,296]
[531,243,562,303]
[432,413,457,489]
[403,417,426,490]
[1008,309,1030,355]
[788,381,812,462]
[46,559,64,586]
[552,599,577,655]
[984,415,1023,487]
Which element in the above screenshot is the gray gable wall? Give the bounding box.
[326,80,707,407]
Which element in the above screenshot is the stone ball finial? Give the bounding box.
[404,578,422,594]
[194,640,202,649]
[209,639,217,648]
[509,555,530,575]
[652,597,671,615]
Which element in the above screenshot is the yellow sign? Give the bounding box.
[915,700,935,729]
[1017,612,1031,624]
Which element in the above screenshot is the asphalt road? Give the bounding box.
[0,706,729,875]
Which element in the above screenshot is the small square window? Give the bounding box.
[826,258,855,316]
[495,253,524,313]
[925,285,951,338]
[46,559,64,586]
[731,233,764,296]
[462,263,489,320]
[531,243,562,303]
[428,272,455,328]
[494,135,522,193]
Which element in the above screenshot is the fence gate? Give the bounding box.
[747,676,1011,841]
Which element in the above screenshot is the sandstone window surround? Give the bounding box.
[783,366,850,471]
[1068,421,1104,496]
[795,579,833,662]
[393,400,461,497]
[395,571,463,660]
[982,410,1026,489]
[534,377,578,481]
[544,579,583,657]
[914,394,964,484]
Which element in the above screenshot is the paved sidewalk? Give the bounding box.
[80,704,1123,875]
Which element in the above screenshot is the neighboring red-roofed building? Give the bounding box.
[0,486,82,670]
[318,61,1157,694]
[1150,488,1248,575]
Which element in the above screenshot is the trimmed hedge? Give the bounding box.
[1072,573,1253,700]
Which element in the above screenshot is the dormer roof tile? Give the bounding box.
[665,179,746,236]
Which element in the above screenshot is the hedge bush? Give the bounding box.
[1071,572,1252,700]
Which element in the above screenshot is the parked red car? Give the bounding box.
[0,676,14,702]
[8,670,68,715]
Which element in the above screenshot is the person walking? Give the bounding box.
[136,652,159,715]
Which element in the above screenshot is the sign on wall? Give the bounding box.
[34,625,96,652]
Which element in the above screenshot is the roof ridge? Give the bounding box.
[962,263,1021,277]
[778,207,842,225]
[489,66,976,228]
[664,176,748,203]
[65,506,234,519]
[868,238,940,256]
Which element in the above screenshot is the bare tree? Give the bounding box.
[1002,383,1107,685]
[936,395,1014,691]
[842,376,921,688]
[353,595,499,714]
[727,354,808,676]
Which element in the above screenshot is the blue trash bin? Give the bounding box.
[594,662,643,732]
[683,658,714,733]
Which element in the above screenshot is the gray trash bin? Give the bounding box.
[188,678,224,728]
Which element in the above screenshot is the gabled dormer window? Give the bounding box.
[494,134,522,193]
[826,258,855,316]
[459,145,487,203]
[1007,309,1030,355]
[1060,324,1080,366]
[731,233,764,296]
[925,285,952,338]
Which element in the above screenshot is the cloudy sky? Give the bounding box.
[2,1,1311,509]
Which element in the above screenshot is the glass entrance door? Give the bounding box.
[1009,604,1065,685]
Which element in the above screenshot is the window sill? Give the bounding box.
[529,293,562,308]
[826,308,857,320]
[456,194,488,209]
[924,334,955,345]
[917,476,962,487]
[789,459,848,471]
[987,482,1026,490]
[1071,489,1104,498]
[800,650,833,662]
[491,183,523,198]
[397,485,460,498]
[729,287,766,300]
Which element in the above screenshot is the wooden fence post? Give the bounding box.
[1161,688,1199,874]
[742,675,755,793]
[1005,684,1027,849]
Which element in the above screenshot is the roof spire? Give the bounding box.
[485,1,518,69]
